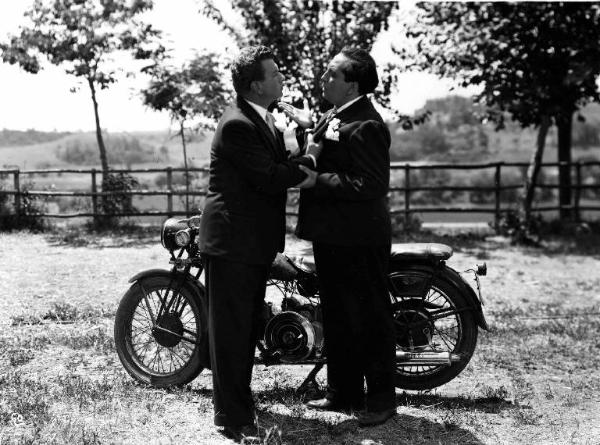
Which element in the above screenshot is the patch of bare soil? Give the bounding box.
[1,230,599,444]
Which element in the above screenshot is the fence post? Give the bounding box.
[494,163,502,231]
[91,168,98,222]
[167,167,173,217]
[13,169,20,225]
[574,161,582,223]
[404,164,410,233]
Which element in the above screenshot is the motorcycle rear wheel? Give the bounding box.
[114,276,206,388]
[391,271,478,390]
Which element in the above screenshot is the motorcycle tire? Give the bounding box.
[114,275,207,388]
[391,271,478,391]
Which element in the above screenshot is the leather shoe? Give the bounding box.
[357,408,396,427]
[305,397,364,413]
[221,424,261,444]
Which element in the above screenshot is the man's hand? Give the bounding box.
[295,164,317,188]
[279,99,312,129]
[305,132,323,159]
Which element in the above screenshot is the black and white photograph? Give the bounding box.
[1,1,600,444]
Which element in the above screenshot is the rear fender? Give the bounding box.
[389,262,489,331]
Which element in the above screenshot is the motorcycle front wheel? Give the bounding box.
[114,276,206,388]
[390,269,478,390]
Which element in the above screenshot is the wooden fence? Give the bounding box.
[1,161,600,229]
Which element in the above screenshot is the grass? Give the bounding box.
[1,230,600,444]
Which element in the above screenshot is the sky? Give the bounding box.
[0,0,474,132]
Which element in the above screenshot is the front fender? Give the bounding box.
[128,268,206,305]
[390,262,489,331]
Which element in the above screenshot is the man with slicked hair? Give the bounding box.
[198,45,320,442]
[294,47,396,427]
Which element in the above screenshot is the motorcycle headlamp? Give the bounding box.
[175,229,192,247]
[161,218,188,250]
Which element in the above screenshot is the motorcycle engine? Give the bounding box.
[264,310,323,363]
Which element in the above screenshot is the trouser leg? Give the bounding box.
[204,255,268,427]
[313,243,395,411]
[361,244,395,412]
[314,243,365,407]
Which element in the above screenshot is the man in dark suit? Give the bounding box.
[197,45,319,442]
[294,47,396,426]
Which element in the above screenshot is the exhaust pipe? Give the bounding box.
[396,351,462,366]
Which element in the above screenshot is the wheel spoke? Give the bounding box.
[124,283,204,377]
[176,299,188,317]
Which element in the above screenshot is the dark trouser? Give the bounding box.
[203,255,269,427]
[313,242,395,412]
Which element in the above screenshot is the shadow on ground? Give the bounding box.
[255,407,484,445]
[186,385,485,443]
[395,392,514,414]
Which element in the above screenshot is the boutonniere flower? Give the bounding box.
[328,117,341,132]
[272,110,300,155]
[324,118,341,141]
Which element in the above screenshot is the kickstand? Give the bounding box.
[296,362,325,398]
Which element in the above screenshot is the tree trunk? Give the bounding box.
[557,112,573,220]
[88,78,109,179]
[521,115,551,224]
[88,77,110,226]
[179,120,190,216]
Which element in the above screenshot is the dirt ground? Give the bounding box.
[1,229,599,444]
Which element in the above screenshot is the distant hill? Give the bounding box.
[389,96,600,164]
[3,96,600,170]
[0,129,212,170]
[0,129,72,147]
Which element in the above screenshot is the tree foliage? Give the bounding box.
[399,2,600,224]
[400,2,600,129]
[142,52,231,214]
[0,0,164,179]
[142,52,231,130]
[200,0,426,126]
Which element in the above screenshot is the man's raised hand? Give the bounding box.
[279,99,313,129]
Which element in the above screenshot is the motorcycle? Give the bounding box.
[114,215,488,392]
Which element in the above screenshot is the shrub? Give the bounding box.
[0,179,48,231]
[468,169,528,204]
[496,208,542,246]
[391,212,422,235]
[93,172,139,229]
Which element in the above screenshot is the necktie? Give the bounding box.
[266,112,278,137]
[313,108,337,143]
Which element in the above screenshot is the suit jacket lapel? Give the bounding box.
[237,96,283,157]
[312,108,337,141]
[333,96,369,124]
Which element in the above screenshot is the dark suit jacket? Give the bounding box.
[295,96,391,246]
[198,96,312,265]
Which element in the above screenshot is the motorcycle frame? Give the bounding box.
[126,244,487,392]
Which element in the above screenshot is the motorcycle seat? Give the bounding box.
[391,243,453,261]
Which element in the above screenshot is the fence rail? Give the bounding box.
[1,161,600,228]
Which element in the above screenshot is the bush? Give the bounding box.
[391,212,422,235]
[496,209,542,246]
[0,179,48,231]
[580,161,600,200]
[94,172,139,229]
[468,169,529,204]
[389,169,464,206]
